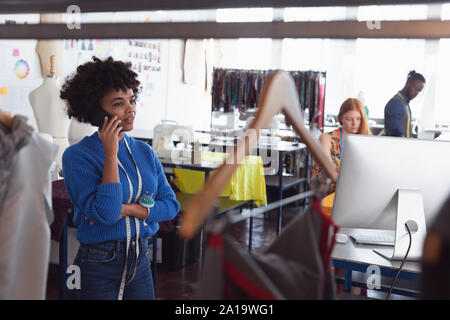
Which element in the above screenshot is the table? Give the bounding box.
[207,140,308,235]
[332,228,421,299]
[176,192,253,251]
[160,159,255,251]
[160,158,221,182]
[257,142,308,235]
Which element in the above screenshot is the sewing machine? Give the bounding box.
[153,120,195,162]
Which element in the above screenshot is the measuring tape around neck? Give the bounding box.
[117,137,142,300]
[396,92,411,138]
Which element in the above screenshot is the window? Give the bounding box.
[217,38,272,70]
[434,39,450,125]
[354,39,426,119]
[284,6,348,21]
[216,8,273,22]
[357,4,428,21]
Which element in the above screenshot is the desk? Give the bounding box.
[176,192,252,218]
[207,140,308,235]
[160,160,256,251]
[160,159,220,183]
[258,143,308,235]
[332,228,421,298]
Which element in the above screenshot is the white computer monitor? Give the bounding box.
[332,134,450,231]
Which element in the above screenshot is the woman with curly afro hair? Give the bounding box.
[60,56,180,300]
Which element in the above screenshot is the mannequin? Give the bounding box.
[68,119,97,145]
[29,55,70,175]
[35,14,64,79]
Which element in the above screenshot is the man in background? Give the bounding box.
[384,70,425,138]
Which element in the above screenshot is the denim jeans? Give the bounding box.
[69,237,155,300]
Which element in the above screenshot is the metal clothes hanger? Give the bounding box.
[225,175,332,227]
[179,70,337,240]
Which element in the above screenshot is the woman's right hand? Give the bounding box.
[99,116,122,159]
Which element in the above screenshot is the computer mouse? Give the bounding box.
[335,233,348,244]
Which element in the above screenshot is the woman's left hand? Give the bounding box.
[120,204,149,220]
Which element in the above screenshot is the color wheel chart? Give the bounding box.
[15,59,30,79]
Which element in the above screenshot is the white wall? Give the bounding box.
[6,6,450,140]
[0,38,42,130]
[164,40,212,132]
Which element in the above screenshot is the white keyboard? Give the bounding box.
[350,233,395,246]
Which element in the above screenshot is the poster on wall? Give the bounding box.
[62,37,169,137]
[62,38,115,70]
[0,45,14,76]
[113,39,163,96]
[113,39,169,136]
[3,86,35,117]
[15,59,30,79]
[0,45,32,79]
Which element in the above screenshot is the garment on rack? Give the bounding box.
[0,116,58,299]
[211,68,326,131]
[197,197,339,299]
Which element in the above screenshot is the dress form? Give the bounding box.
[29,55,69,175]
[68,119,96,145]
[35,13,64,79]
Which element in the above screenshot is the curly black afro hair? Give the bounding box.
[60,56,141,125]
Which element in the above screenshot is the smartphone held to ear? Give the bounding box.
[91,108,122,132]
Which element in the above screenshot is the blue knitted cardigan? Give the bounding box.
[62,132,180,244]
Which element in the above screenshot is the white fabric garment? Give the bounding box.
[183,39,222,92]
[183,39,205,85]
[0,131,58,299]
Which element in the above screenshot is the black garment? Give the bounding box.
[197,199,338,300]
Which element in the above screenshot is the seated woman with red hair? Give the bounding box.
[311,98,371,194]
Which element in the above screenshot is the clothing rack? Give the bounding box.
[179,71,337,240]
[226,175,329,226]
[211,68,326,131]
[228,190,316,226]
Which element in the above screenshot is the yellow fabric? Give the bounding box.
[397,92,411,138]
[172,151,267,207]
[321,192,335,217]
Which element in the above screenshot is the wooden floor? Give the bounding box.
[45,207,290,300]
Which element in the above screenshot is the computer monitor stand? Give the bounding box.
[373,189,427,261]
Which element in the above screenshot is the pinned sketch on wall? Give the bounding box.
[61,36,169,136]
[3,86,35,118]
[112,39,165,102]
[0,45,16,77]
[15,59,30,79]
[0,87,7,109]
[125,40,161,74]
[142,82,154,97]
[62,38,115,69]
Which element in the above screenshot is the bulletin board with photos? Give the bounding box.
[62,37,169,133]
